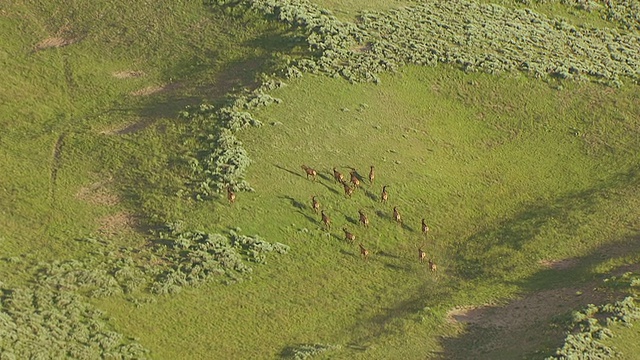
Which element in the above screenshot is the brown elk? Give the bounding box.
[333,167,345,183]
[359,243,369,260]
[393,206,402,224]
[369,165,375,185]
[418,248,426,263]
[227,186,236,204]
[381,185,389,203]
[343,227,356,243]
[321,210,331,229]
[342,181,354,198]
[429,259,437,273]
[311,196,320,213]
[358,210,369,227]
[301,165,317,181]
[350,171,360,188]
[421,218,429,236]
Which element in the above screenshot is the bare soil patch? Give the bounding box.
[130,83,181,96]
[447,286,612,328]
[112,70,145,79]
[35,37,76,51]
[97,212,137,237]
[75,178,119,206]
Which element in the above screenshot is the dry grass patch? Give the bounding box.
[112,70,145,79]
[75,178,120,206]
[99,118,155,135]
[130,83,181,96]
[97,211,138,237]
[539,258,578,270]
[34,37,76,51]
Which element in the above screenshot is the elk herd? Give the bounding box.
[224,164,438,274]
[302,164,437,274]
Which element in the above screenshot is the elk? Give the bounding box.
[343,227,356,243]
[381,185,389,203]
[301,165,317,181]
[369,165,375,184]
[227,185,236,204]
[342,181,354,198]
[321,210,331,229]
[358,210,369,227]
[418,248,426,263]
[421,218,429,236]
[393,206,402,224]
[311,196,320,213]
[333,167,345,183]
[359,243,369,260]
[350,170,360,188]
[429,259,437,273]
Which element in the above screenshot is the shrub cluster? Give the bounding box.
[148,223,289,294]
[0,284,148,359]
[214,0,640,86]
[179,86,285,200]
[548,296,640,359]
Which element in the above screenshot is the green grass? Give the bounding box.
[93,65,640,359]
[3,0,640,359]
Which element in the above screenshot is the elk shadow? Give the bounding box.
[319,181,341,196]
[339,249,358,258]
[344,215,359,226]
[273,164,304,179]
[401,223,416,232]
[318,172,332,182]
[375,210,390,220]
[296,210,319,226]
[280,195,305,210]
[365,190,378,201]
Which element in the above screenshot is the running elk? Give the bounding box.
[333,167,345,183]
[342,181,354,198]
[418,248,426,263]
[393,206,402,224]
[381,185,389,203]
[359,210,369,227]
[301,165,317,181]
[227,186,236,204]
[421,219,429,236]
[311,196,320,213]
[350,171,360,188]
[359,243,369,260]
[429,259,437,273]
[321,210,331,229]
[369,166,375,184]
[343,228,356,243]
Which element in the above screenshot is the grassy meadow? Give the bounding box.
[2,0,640,359]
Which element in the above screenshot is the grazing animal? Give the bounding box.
[333,167,345,183]
[342,181,354,198]
[393,206,402,224]
[301,165,317,181]
[429,259,437,273]
[321,210,331,229]
[381,185,389,203]
[343,227,356,243]
[369,165,375,185]
[227,186,236,204]
[359,243,369,260]
[418,248,426,263]
[350,171,360,188]
[358,210,369,227]
[421,218,429,236]
[311,196,320,213]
